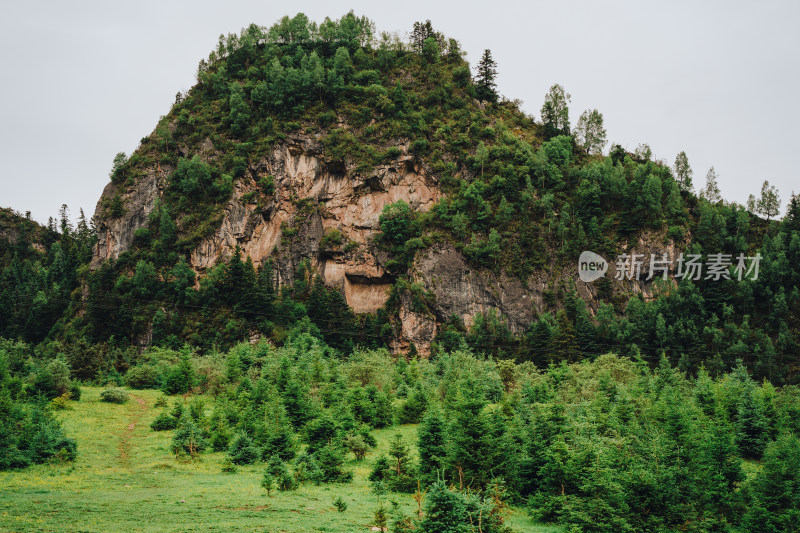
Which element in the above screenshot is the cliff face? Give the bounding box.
[93,133,440,334]
[93,131,677,355]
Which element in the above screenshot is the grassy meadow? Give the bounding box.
[0,387,559,532]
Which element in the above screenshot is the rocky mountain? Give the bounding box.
[91,108,676,355]
[78,13,798,375]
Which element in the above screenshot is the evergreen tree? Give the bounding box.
[735,384,770,459]
[109,152,128,184]
[550,310,579,363]
[162,352,195,395]
[741,434,800,532]
[785,193,800,232]
[673,151,693,192]
[410,20,436,53]
[228,83,250,138]
[228,432,259,465]
[418,409,447,485]
[475,49,498,103]
[313,444,353,483]
[418,481,470,533]
[701,167,722,203]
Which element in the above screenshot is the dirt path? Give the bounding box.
[118,395,148,468]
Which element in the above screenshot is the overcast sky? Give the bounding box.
[1,0,798,225]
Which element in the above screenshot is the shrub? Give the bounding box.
[30,358,73,400]
[667,224,686,242]
[50,392,72,410]
[265,456,297,491]
[228,433,259,465]
[124,365,161,389]
[150,411,178,431]
[258,175,275,196]
[383,146,402,161]
[319,229,345,251]
[318,111,336,128]
[171,418,207,457]
[100,387,129,404]
[162,354,195,395]
[261,472,275,496]
[343,434,369,461]
[333,496,348,512]
[312,445,353,484]
[221,457,238,474]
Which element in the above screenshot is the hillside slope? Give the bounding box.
[76,12,800,378]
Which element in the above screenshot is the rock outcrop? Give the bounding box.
[93,133,441,337]
[93,132,678,355]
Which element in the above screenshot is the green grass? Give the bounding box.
[0,387,559,532]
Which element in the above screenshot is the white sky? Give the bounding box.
[1,0,798,225]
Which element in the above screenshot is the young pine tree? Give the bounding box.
[735,385,770,460]
[418,409,447,485]
[475,49,498,103]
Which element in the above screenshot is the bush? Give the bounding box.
[667,225,686,242]
[0,407,78,470]
[265,456,298,491]
[50,392,72,410]
[333,496,348,512]
[343,434,369,460]
[294,452,323,484]
[100,387,129,404]
[124,365,161,389]
[312,445,353,484]
[221,457,238,473]
[319,229,345,251]
[318,111,336,128]
[228,433,259,465]
[150,411,178,431]
[162,354,195,395]
[171,418,207,457]
[30,358,73,400]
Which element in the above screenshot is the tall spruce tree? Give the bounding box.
[418,409,447,484]
[475,49,498,103]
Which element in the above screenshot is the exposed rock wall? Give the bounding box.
[92,168,164,267]
[92,134,441,323]
[93,133,677,355]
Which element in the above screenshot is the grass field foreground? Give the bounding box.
[0,387,560,533]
